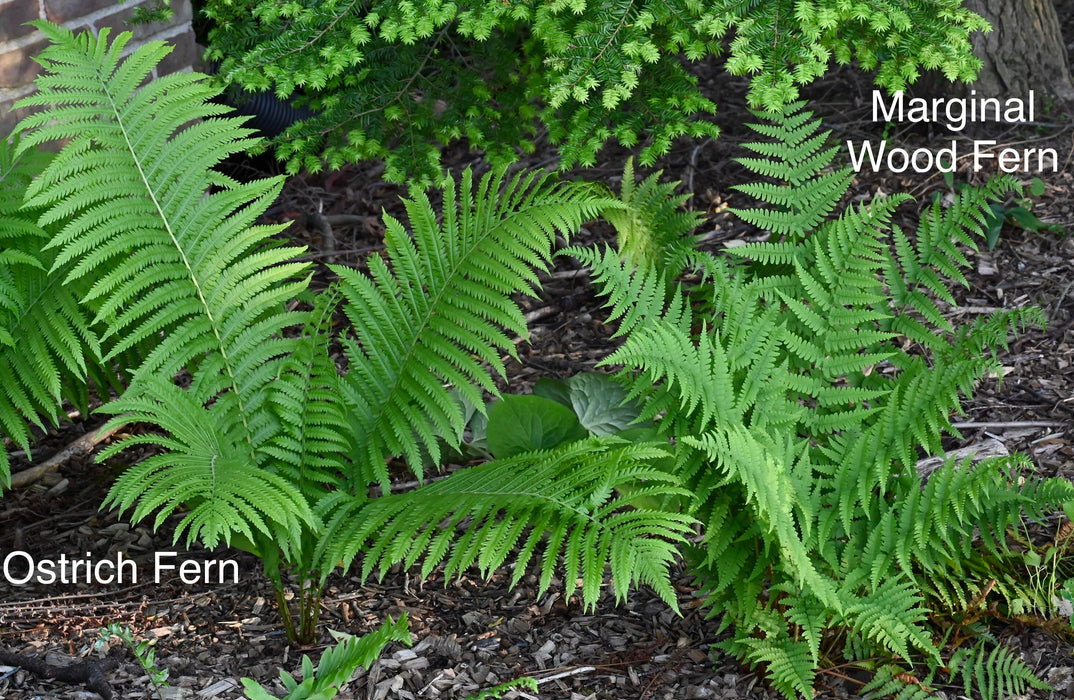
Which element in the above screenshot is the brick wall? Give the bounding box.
[0,0,198,136]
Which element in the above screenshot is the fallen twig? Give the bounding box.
[524,306,560,323]
[307,207,336,264]
[10,425,122,489]
[0,648,116,700]
[950,421,1065,429]
[536,666,596,685]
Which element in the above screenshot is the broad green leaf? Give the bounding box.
[486,394,588,457]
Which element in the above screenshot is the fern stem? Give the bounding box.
[273,581,300,644]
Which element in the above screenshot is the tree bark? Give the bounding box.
[960,0,1074,114]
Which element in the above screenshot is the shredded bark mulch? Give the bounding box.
[3,23,1074,700]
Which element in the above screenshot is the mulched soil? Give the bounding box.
[4,14,1074,700]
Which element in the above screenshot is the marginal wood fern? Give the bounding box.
[572,102,1072,697]
[9,22,694,644]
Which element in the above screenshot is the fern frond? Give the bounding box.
[859,664,935,700]
[0,135,106,487]
[601,157,704,277]
[842,574,935,663]
[14,22,311,452]
[241,615,411,700]
[884,175,1020,348]
[565,244,691,339]
[315,438,695,610]
[948,640,1050,700]
[686,427,838,609]
[98,379,317,551]
[261,289,349,494]
[335,169,612,491]
[730,103,853,243]
[739,633,815,699]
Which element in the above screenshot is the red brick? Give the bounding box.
[43,0,114,24]
[0,98,39,139]
[0,40,45,88]
[0,1,43,42]
[154,28,199,76]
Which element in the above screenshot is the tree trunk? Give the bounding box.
[960,0,1074,114]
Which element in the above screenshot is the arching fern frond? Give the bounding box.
[98,379,317,551]
[315,438,696,610]
[334,169,613,491]
[948,639,1051,700]
[14,22,311,460]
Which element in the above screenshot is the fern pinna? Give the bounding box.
[574,103,1071,698]
[0,137,146,488]
[0,139,89,488]
[12,22,693,643]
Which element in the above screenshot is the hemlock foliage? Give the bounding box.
[7,22,694,644]
[571,103,1070,698]
[199,0,988,183]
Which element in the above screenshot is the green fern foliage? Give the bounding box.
[948,639,1051,700]
[97,378,317,550]
[12,24,690,645]
[577,102,1069,697]
[316,438,694,609]
[241,615,411,700]
[262,291,350,496]
[601,158,704,277]
[0,136,105,488]
[12,21,319,550]
[15,21,310,418]
[333,169,611,491]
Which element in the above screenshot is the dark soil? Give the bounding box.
[3,13,1074,700]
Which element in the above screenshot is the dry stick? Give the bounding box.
[524,306,560,323]
[4,410,85,458]
[535,666,597,685]
[0,649,115,700]
[950,421,1065,429]
[308,207,336,264]
[9,424,122,489]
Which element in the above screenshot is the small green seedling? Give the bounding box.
[95,623,169,700]
[465,676,539,700]
[982,177,1060,250]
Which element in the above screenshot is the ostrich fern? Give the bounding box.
[11,22,694,643]
[573,103,1071,698]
